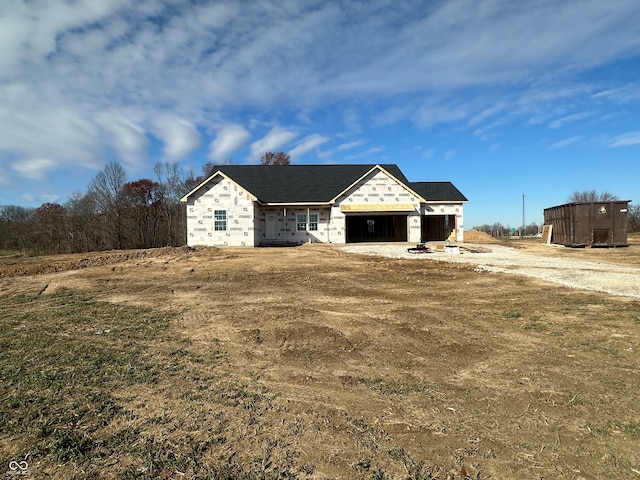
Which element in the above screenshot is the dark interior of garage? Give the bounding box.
[345,215,407,243]
[421,215,456,241]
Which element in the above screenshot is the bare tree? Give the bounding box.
[200,159,234,178]
[0,205,35,253]
[200,161,218,178]
[568,190,618,203]
[66,191,100,252]
[154,161,190,246]
[121,179,163,248]
[34,203,68,254]
[260,151,291,165]
[628,203,640,232]
[88,161,127,249]
[182,160,236,200]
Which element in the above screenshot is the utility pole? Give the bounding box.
[522,193,525,237]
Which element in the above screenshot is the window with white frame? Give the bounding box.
[309,213,318,231]
[214,210,227,231]
[296,212,319,231]
[296,213,307,231]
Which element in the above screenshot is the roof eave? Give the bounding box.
[180,170,258,203]
[260,201,333,207]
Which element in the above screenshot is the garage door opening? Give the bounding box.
[421,215,456,241]
[346,215,407,243]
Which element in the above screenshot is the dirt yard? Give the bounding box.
[1,237,639,479]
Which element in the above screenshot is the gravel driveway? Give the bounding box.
[341,243,640,299]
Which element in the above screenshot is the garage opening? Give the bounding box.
[346,215,407,243]
[421,215,456,241]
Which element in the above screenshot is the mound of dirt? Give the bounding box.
[463,229,501,244]
[0,246,218,278]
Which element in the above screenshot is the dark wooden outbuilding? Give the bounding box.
[543,201,631,247]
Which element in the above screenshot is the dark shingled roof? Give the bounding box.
[409,182,468,202]
[185,164,467,204]
[210,164,410,203]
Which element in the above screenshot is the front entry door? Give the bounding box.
[266,215,278,240]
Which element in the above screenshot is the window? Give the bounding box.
[296,212,319,231]
[214,210,227,231]
[309,213,318,231]
[367,219,375,233]
[296,213,307,231]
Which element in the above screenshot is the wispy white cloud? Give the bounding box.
[11,158,59,180]
[42,194,62,203]
[468,104,507,127]
[208,125,251,162]
[96,112,149,168]
[413,98,476,128]
[593,84,640,103]
[421,149,435,159]
[345,146,384,160]
[0,0,130,73]
[289,134,330,159]
[372,105,413,127]
[549,112,593,129]
[317,139,364,159]
[337,140,365,151]
[608,131,640,147]
[153,117,201,160]
[551,136,583,149]
[0,95,102,171]
[20,193,36,203]
[249,127,297,160]
[519,86,591,125]
[473,119,508,142]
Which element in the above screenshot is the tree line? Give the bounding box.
[0,151,292,256]
[472,222,543,238]
[1,161,209,255]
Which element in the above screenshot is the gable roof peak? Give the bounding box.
[185,164,409,204]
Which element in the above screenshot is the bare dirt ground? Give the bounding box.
[342,235,640,299]
[1,236,639,479]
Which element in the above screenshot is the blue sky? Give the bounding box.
[1,0,639,229]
